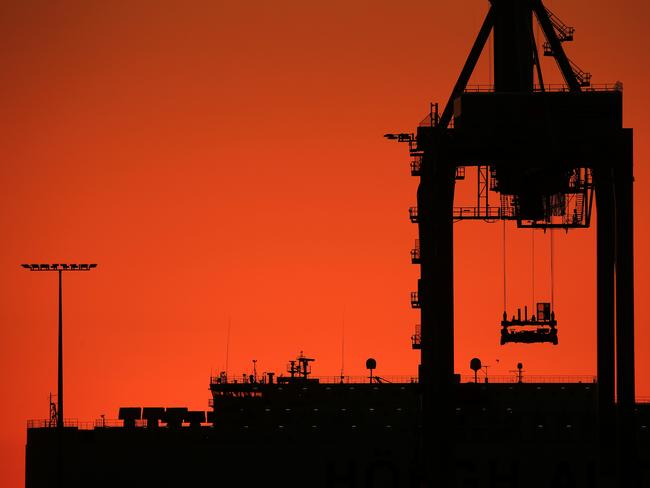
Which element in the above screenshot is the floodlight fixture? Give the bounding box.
[21,262,97,428]
[21,263,97,272]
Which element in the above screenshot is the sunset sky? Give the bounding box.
[1,1,649,486]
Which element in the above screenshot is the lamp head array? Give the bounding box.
[21,263,97,271]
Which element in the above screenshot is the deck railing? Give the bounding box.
[460,374,596,384]
[210,374,603,386]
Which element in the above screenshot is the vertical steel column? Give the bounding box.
[418,128,456,486]
[493,0,534,92]
[594,168,616,476]
[57,269,64,488]
[58,270,63,429]
[439,9,494,128]
[615,133,636,483]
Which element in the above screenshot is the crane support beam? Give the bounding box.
[614,133,636,483]
[493,0,534,92]
[595,168,616,476]
[440,7,494,129]
[417,130,456,486]
[532,0,581,92]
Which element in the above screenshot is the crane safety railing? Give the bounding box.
[411,324,422,349]
[408,206,419,223]
[454,206,516,220]
[545,7,575,41]
[464,84,496,93]
[411,240,421,263]
[419,112,455,128]
[422,83,622,130]
[460,83,622,93]
[568,60,592,87]
[410,291,420,309]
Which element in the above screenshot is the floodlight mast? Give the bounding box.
[20,263,97,429]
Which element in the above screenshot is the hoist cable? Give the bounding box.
[503,220,507,313]
[550,228,555,309]
[531,229,535,307]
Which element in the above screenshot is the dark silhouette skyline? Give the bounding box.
[3,1,650,487]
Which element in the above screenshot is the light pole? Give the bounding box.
[21,263,97,428]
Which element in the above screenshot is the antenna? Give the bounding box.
[49,393,57,428]
[340,305,346,382]
[225,316,231,378]
[510,362,525,384]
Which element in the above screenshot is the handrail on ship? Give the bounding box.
[209,375,419,385]
[459,374,597,384]
[26,418,187,430]
[209,374,597,386]
[28,391,648,430]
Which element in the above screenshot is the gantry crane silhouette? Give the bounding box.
[387,0,634,485]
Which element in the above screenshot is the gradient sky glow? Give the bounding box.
[1,1,649,486]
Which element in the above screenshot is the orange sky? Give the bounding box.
[1,1,649,486]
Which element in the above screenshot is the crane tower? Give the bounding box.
[388,0,634,484]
